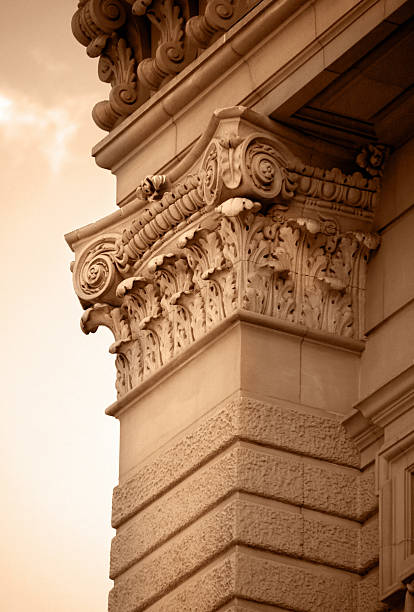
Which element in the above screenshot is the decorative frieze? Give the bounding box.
[70,111,383,397]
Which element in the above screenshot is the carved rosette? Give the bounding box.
[70,121,384,397]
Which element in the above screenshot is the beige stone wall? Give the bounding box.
[363,136,414,397]
[107,326,382,610]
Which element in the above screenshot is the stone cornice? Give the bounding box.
[344,365,414,451]
[68,107,384,398]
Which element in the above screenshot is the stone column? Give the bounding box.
[68,107,385,611]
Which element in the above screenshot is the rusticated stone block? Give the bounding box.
[356,567,388,612]
[144,555,235,612]
[237,444,303,506]
[111,492,377,609]
[110,447,239,578]
[303,511,378,574]
[217,600,290,611]
[112,399,239,527]
[111,444,303,577]
[358,468,378,520]
[303,512,360,571]
[236,497,303,557]
[236,549,357,612]
[109,503,238,612]
[304,461,377,521]
[360,514,379,571]
[141,547,360,612]
[239,397,359,467]
[113,395,360,527]
[110,496,305,608]
[112,442,377,577]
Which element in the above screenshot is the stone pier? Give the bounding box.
[67,1,414,610]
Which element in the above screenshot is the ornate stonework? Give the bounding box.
[70,108,383,398]
[72,0,261,130]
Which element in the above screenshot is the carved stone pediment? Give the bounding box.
[72,0,261,130]
[69,107,384,397]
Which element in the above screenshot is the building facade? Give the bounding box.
[67,0,414,609]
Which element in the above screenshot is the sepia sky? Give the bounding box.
[1,2,122,610]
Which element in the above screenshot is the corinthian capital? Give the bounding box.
[68,107,383,398]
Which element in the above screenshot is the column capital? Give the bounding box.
[68,107,385,397]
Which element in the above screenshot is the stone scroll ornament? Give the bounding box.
[71,128,385,398]
[72,0,260,130]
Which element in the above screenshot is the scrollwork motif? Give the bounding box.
[186,0,236,49]
[93,35,141,131]
[72,235,122,306]
[137,0,194,91]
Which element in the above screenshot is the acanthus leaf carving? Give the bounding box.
[356,143,390,178]
[137,0,194,91]
[70,118,385,397]
[93,35,141,131]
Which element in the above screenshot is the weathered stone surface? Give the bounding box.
[235,548,357,612]
[111,443,303,576]
[110,501,237,611]
[217,602,288,612]
[360,514,380,571]
[356,567,388,612]
[112,437,376,577]
[112,395,361,527]
[239,397,360,467]
[111,398,238,526]
[304,461,377,521]
[137,547,360,612]
[111,496,304,606]
[111,493,378,607]
[303,513,361,571]
[144,555,235,612]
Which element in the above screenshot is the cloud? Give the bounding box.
[30,48,69,76]
[0,91,77,174]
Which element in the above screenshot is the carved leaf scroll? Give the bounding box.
[81,200,378,397]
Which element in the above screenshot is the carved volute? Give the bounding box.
[69,107,386,398]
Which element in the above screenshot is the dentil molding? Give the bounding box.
[68,107,385,398]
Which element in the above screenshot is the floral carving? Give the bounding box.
[93,35,141,131]
[78,199,379,397]
[71,120,385,397]
[137,0,194,91]
[356,143,390,178]
[199,135,297,208]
